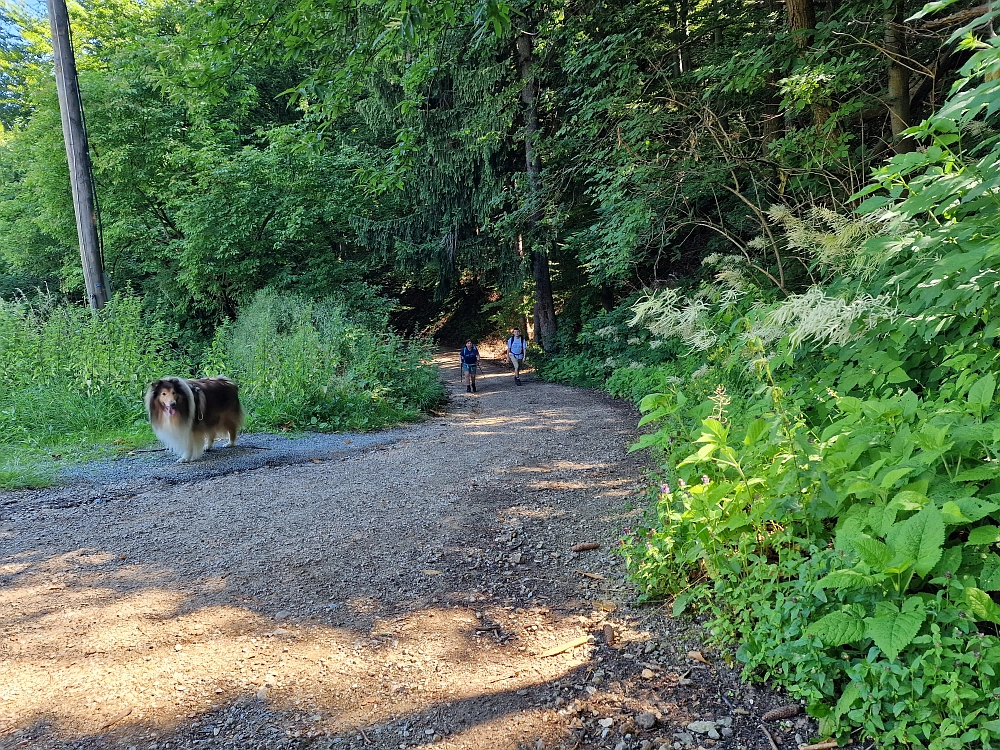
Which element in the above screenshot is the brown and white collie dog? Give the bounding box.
[145,377,244,462]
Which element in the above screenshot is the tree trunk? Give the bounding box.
[786,0,816,49]
[885,0,915,153]
[784,0,836,136]
[677,0,691,74]
[516,30,558,351]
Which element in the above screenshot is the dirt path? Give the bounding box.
[1,355,805,750]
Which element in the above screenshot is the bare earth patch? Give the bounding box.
[1,355,811,750]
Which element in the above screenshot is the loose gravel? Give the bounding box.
[1,354,809,750]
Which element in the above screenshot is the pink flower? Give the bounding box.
[660,483,670,494]
[702,475,710,485]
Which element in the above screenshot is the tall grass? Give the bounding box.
[205,289,443,431]
[0,293,188,485]
[0,289,443,488]
[0,292,188,445]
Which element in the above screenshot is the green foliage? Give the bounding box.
[0,292,187,484]
[612,36,1000,749]
[207,289,443,432]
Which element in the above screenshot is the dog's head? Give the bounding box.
[146,378,191,421]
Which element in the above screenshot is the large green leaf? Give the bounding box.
[895,504,945,577]
[815,569,878,591]
[806,611,867,646]
[743,418,768,447]
[932,545,963,577]
[865,604,925,661]
[853,536,893,571]
[968,525,1000,545]
[965,588,1000,624]
[967,373,997,414]
[981,553,1000,591]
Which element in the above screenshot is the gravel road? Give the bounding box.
[1,354,807,750]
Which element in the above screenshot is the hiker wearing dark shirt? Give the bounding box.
[460,339,480,393]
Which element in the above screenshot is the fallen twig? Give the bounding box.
[571,542,600,552]
[798,742,838,750]
[540,635,591,657]
[759,725,779,750]
[99,707,132,729]
[359,727,372,745]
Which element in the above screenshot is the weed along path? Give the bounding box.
[1,354,804,750]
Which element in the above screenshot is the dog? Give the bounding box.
[145,376,244,462]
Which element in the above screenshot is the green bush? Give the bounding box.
[205,289,443,432]
[0,292,187,455]
[577,40,1000,748]
[0,288,443,487]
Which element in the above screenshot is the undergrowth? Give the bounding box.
[543,40,1000,750]
[0,289,442,488]
[204,289,443,432]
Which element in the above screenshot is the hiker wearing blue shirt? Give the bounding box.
[461,339,480,393]
[506,328,527,386]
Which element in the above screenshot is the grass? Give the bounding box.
[0,289,444,489]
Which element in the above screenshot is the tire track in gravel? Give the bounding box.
[1,353,806,750]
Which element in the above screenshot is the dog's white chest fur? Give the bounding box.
[152,419,203,462]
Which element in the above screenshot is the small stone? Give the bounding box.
[721,728,733,738]
[598,717,614,728]
[636,712,657,730]
[174,644,183,651]
[274,611,292,621]
[706,728,720,740]
[673,732,695,746]
[615,743,626,750]
[645,641,656,653]
[716,717,732,728]
[686,721,717,735]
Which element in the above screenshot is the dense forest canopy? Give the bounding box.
[0,0,986,343]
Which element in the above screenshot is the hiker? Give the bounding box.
[506,328,527,386]
[460,339,480,393]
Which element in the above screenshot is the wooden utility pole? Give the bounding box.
[48,0,108,310]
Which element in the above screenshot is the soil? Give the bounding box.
[0,352,818,750]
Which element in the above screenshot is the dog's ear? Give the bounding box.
[144,380,159,417]
[194,386,206,421]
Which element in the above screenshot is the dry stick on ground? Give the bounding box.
[799,742,839,750]
[540,636,591,657]
[759,724,780,750]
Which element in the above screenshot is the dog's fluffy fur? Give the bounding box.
[145,376,244,462]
